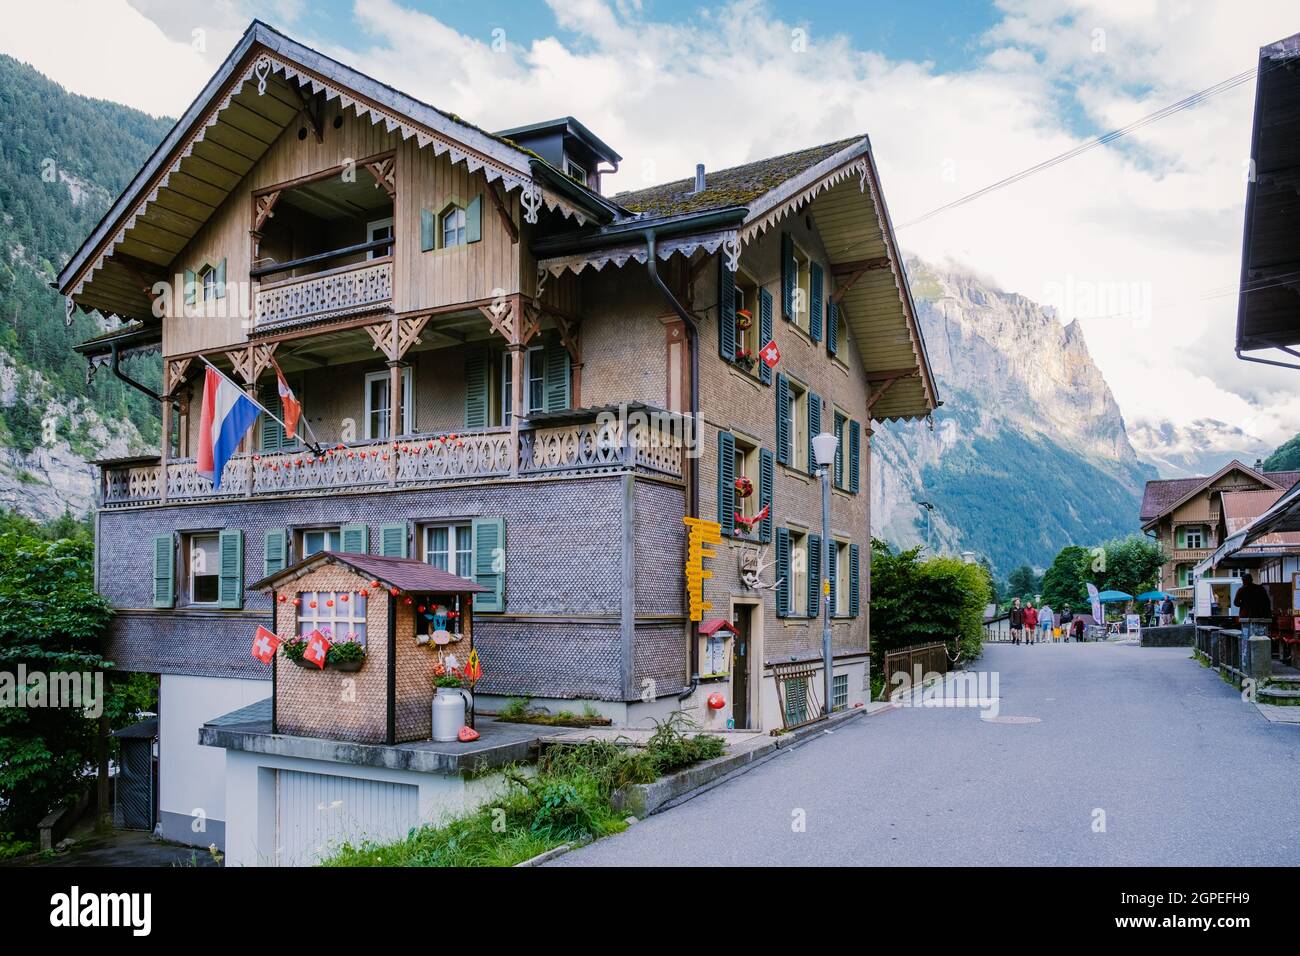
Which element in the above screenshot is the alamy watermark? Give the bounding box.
[0,665,104,718]
[889,665,1000,717]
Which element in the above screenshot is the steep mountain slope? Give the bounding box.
[0,55,171,518]
[871,261,1156,575]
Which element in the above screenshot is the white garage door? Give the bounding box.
[276,769,419,867]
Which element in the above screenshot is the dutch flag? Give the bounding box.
[197,366,262,488]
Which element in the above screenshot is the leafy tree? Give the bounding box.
[1005,564,1041,603]
[870,539,992,670]
[0,512,152,839]
[1040,545,1090,610]
[1084,535,1163,600]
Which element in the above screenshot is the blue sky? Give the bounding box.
[296,0,1002,74]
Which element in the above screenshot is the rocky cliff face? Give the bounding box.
[871,260,1155,574]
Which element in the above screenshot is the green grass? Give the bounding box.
[320,713,724,867]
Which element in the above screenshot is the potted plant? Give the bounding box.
[328,636,366,672]
[734,348,756,372]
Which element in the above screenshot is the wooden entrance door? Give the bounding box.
[732,605,752,729]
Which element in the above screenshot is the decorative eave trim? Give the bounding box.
[536,228,740,277]
[739,139,872,242]
[65,40,556,301]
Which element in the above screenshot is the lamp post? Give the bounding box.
[811,431,839,718]
[917,500,934,552]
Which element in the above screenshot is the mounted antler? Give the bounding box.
[739,544,783,591]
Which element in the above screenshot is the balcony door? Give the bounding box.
[364,368,413,439]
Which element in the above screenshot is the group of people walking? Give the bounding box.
[1007,597,1082,644]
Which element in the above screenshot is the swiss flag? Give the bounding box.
[271,356,301,441]
[304,629,331,669]
[250,625,280,664]
[760,339,781,369]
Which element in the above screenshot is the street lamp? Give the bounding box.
[811,431,839,718]
[917,500,934,552]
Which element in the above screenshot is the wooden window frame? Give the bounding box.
[186,532,221,606]
[789,527,809,617]
[422,522,474,579]
[364,367,414,439]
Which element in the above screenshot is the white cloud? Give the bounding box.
[3,0,1297,453]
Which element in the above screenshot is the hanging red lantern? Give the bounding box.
[417,605,426,613]
[292,598,301,607]
[390,587,400,596]
[308,600,317,609]
[277,594,287,603]
[325,599,334,608]
[370,580,381,588]
[340,594,349,602]
[707,693,726,710]
[359,589,368,598]
[403,596,413,605]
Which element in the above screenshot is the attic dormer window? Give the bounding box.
[564,158,587,184]
[440,205,466,248]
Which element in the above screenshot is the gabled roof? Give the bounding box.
[614,137,862,217]
[250,550,486,594]
[540,135,939,421]
[56,20,609,321]
[1139,459,1300,527]
[1221,488,1286,530]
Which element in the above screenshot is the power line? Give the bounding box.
[888,63,1266,234]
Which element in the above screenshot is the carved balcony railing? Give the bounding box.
[99,419,682,509]
[254,257,393,331]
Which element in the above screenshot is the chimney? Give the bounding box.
[693,163,705,193]
[1255,458,1264,471]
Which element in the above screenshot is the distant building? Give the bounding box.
[1139,460,1300,613]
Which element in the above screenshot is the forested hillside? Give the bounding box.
[0,55,172,514]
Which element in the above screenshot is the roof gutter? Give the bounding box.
[530,207,747,259]
[641,226,704,699]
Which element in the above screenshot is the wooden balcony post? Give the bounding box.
[509,343,524,478]
[159,395,171,504]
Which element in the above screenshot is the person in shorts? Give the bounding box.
[1009,598,1024,644]
[1023,602,1039,644]
[1039,603,1055,642]
[1059,604,1074,641]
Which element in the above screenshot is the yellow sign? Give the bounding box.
[683,517,722,622]
[822,579,831,596]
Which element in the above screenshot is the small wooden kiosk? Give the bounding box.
[251,552,486,745]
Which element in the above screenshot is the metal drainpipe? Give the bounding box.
[109,340,163,402]
[643,230,702,700]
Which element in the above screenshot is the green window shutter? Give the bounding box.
[214,257,227,298]
[718,431,736,537]
[827,300,839,356]
[420,209,435,252]
[218,529,243,609]
[183,269,196,307]
[464,350,488,429]
[379,523,407,558]
[718,254,736,362]
[850,544,860,617]
[1175,526,1185,548]
[775,373,791,466]
[807,392,821,477]
[809,262,823,342]
[758,287,773,385]
[780,232,794,321]
[759,448,774,543]
[466,195,482,243]
[849,419,860,494]
[472,517,506,612]
[807,533,821,619]
[259,382,288,451]
[263,529,287,578]
[543,337,571,412]
[153,534,174,609]
[829,543,838,616]
[776,527,791,617]
[340,523,368,554]
[834,412,846,488]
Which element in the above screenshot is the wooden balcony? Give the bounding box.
[254,256,393,331]
[99,418,683,509]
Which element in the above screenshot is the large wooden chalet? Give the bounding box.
[59,21,937,857]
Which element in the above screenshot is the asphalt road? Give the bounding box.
[554,642,1300,866]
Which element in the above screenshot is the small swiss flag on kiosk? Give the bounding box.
[304,629,331,669]
[760,340,781,369]
[250,625,280,664]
